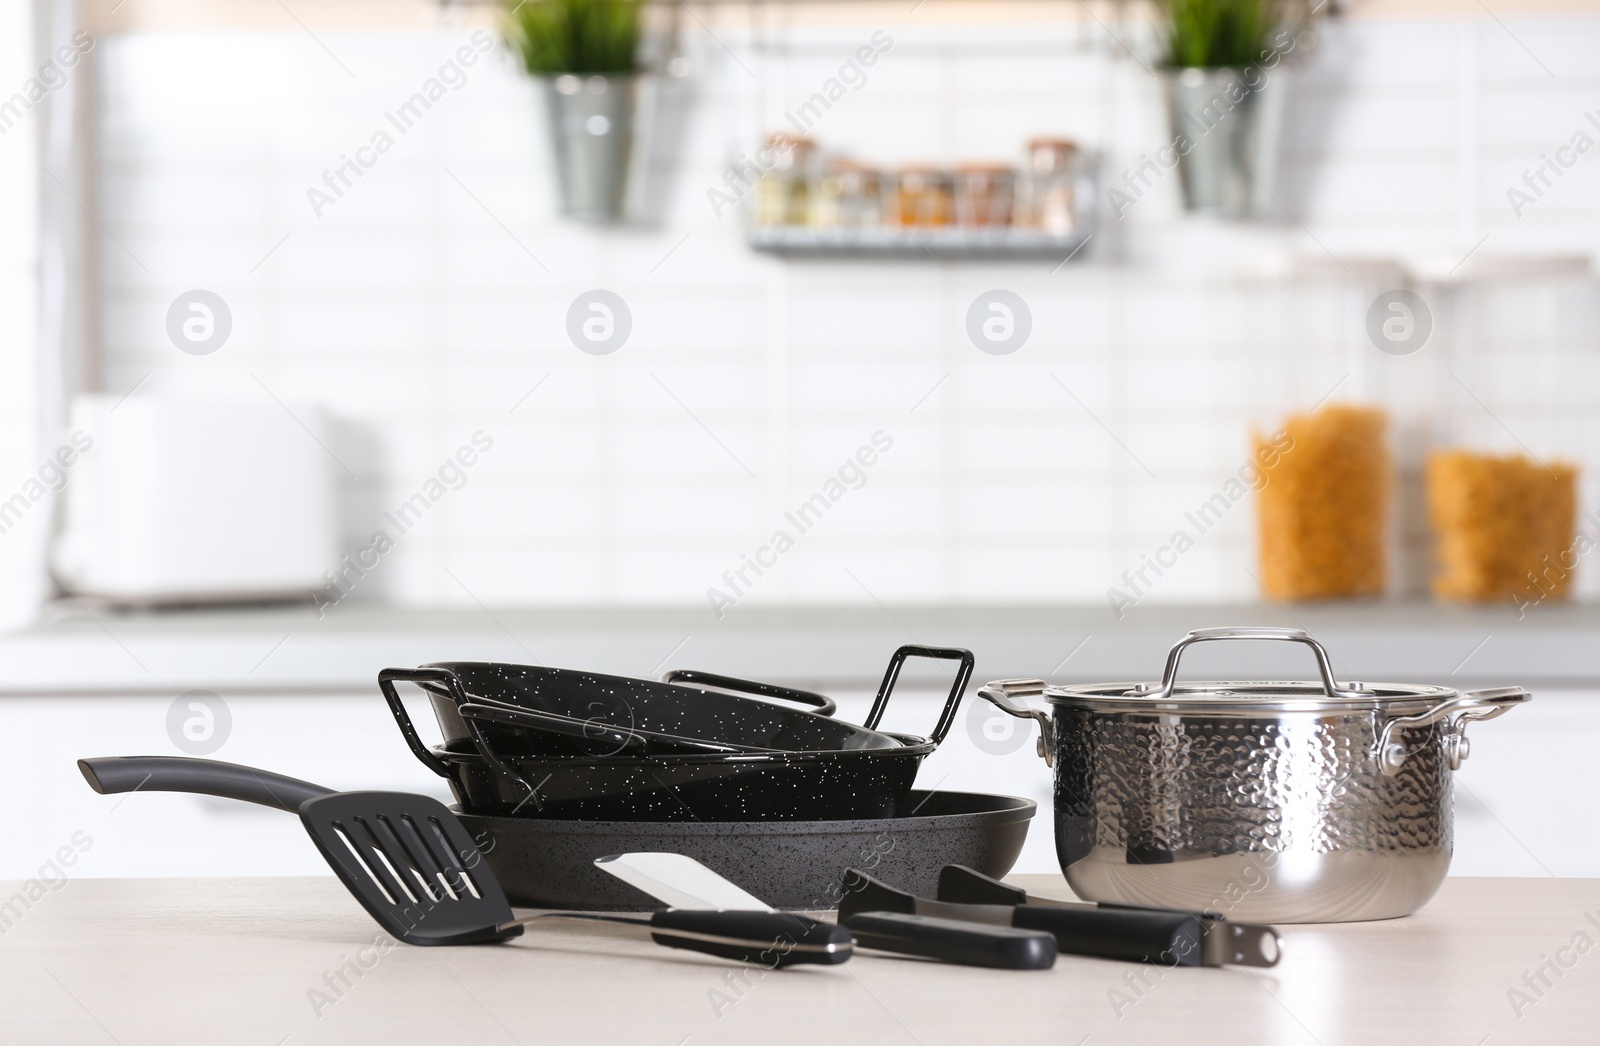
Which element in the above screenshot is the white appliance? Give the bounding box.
[52,393,339,603]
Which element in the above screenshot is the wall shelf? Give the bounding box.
[746,226,1093,262]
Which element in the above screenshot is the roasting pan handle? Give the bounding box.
[456,701,652,756]
[659,670,839,718]
[864,646,976,747]
[378,667,459,779]
[1148,627,1365,701]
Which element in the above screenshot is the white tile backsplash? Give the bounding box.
[90,17,1600,610]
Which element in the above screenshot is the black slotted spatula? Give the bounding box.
[78,756,851,965]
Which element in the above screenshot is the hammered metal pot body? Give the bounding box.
[1052,705,1451,923]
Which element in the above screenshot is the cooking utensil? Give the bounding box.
[391,646,975,820]
[77,756,508,946]
[979,626,1531,922]
[455,789,1035,910]
[935,865,1280,967]
[381,645,970,761]
[77,756,850,966]
[839,868,1274,968]
[595,852,1056,971]
[594,852,772,911]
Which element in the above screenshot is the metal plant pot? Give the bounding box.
[1162,66,1285,217]
[540,73,645,221]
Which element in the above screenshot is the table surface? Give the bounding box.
[2,875,1597,1045]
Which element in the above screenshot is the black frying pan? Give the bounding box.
[453,789,1036,910]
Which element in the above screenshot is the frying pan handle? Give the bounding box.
[863,646,976,747]
[378,668,458,779]
[659,670,839,718]
[78,756,334,813]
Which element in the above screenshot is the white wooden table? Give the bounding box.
[2,875,1597,1045]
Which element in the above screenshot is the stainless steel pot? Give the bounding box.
[980,627,1529,923]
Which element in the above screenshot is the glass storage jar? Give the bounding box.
[813,161,884,229]
[1018,137,1080,235]
[893,166,953,228]
[953,163,1017,228]
[754,134,818,227]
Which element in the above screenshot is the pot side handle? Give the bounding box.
[978,679,1055,766]
[1375,686,1531,775]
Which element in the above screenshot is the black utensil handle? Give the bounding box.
[862,645,976,746]
[648,910,852,968]
[378,668,458,778]
[457,701,650,755]
[838,867,919,919]
[843,912,1056,971]
[659,670,839,718]
[1011,905,1205,967]
[77,756,334,813]
[937,864,1030,907]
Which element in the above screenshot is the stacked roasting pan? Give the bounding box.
[377,645,1037,909]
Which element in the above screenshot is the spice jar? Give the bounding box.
[813,161,884,228]
[754,134,818,227]
[1017,137,1079,235]
[893,165,952,227]
[953,164,1016,228]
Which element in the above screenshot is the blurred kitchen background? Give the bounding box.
[3,0,1599,880]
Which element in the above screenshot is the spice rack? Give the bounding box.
[743,135,1099,263]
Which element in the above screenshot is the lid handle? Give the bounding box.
[1149,627,1364,701]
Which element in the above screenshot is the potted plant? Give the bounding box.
[1158,0,1314,217]
[504,0,646,221]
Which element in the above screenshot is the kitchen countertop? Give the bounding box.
[3,876,1596,1044]
[6,599,1598,694]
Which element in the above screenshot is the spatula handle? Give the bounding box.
[78,756,334,813]
[647,910,852,967]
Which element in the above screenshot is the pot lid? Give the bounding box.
[1044,627,1461,713]
[1044,678,1456,714]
